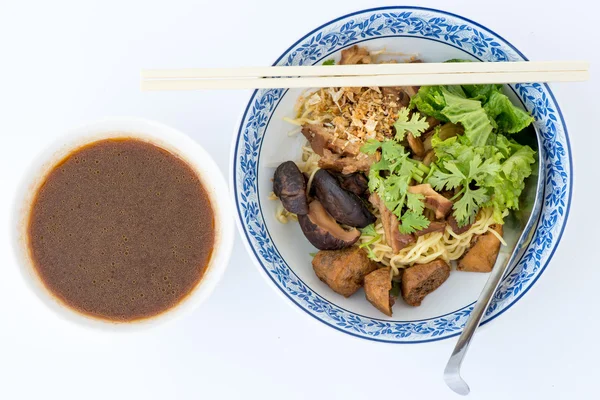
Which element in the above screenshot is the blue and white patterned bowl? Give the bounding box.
[231,6,571,343]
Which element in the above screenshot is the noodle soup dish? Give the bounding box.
[232,7,571,343]
[270,44,535,317]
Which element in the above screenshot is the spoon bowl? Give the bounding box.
[444,124,545,395]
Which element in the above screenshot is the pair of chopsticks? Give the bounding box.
[140,61,589,91]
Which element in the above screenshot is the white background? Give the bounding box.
[0,1,597,399]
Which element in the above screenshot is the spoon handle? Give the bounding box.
[443,253,512,396]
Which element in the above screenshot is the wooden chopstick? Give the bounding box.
[140,61,589,91]
[141,61,588,79]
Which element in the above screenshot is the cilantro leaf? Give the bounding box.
[360,139,382,155]
[369,156,391,174]
[360,224,379,237]
[453,187,490,226]
[397,157,415,177]
[359,224,381,258]
[367,168,385,195]
[380,139,407,163]
[427,167,449,191]
[428,163,465,191]
[383,174,408,215]
[399,211,430,234]
[445,162,468,181]
[393,108,430,141]
[362,137,434,234]
[468,154,500,181]
[406,192,425,214]
[322,59,335,65]
[426,143,501,224]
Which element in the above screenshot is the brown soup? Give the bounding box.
[27,138,215,322]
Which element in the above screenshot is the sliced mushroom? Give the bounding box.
[382,87,411,107]
[415,221,446,237]
[335,172,368,198]
[313,169,375,228]
[389,213,416,250]
[318,149,376,174]
[438,122,464,140]
[423,134,433,153]
[408,184,453,219]
[425,116,441,131]
[401,86,419,97]
[298,200,360,250]
[448,215,472,234]
[364,267,395,316]
[422,150,436,166]
[407,133,426,158]
[302,124,360,157]
[369,192,415,252]
[273,161,309,215]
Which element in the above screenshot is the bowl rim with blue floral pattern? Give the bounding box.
[230,6,572,343]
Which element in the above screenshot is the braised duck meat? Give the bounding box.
[369,193,415,252]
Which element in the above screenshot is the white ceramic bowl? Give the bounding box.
[231,7,572,343]
[13,117,234,330]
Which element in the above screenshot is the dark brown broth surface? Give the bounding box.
[28,138,215,321]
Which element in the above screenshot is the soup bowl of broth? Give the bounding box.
[13,117,234,329]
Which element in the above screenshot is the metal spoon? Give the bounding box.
[444,125,545,396]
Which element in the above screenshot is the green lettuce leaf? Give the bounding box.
[412,87,495,147]
[409,86,448,121]
[410,66,534,139]
[440,88,494,147]
[484,90,535,134]
[501,143,536,184]
[410,66,536,225]
[393,108,430,141]
[461,83,503,103]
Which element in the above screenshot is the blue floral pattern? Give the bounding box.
[232,7,571,343]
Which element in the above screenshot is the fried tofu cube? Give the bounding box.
[457,224,504,273]
[312,247,378,297]
[364,267,395,316]
[401,259,450,306]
